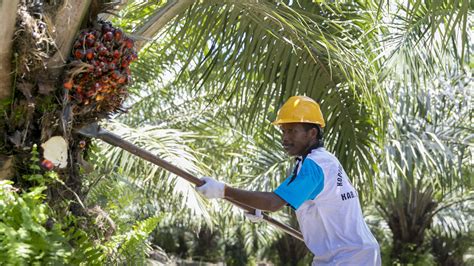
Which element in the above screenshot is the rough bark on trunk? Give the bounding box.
[0,0,20,99]
[46,0,93,79]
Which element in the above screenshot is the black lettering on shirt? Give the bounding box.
[340,190,357,201]
[337,165,343,186]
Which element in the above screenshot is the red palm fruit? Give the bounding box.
[64,81,73,90]
[86,90,95,98]
[108,63,116,71]
[76,85,83,93]
[74,49,85,59]
[86,49,95,60]
[117,76,127,84]
[103,31,113,42]
[111,70,120,80]
[41,159,54,170]
[86,37,95,47]
[113,50,120,59]
[114,29,122,41]
[125,38,134,49]
[98,46,108,56]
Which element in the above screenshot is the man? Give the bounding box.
[196,96,381,265]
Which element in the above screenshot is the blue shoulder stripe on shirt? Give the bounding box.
[274,159,324,210]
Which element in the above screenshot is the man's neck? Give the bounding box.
[297,140,320,157]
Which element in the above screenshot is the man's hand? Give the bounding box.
[195,177,225,199]
[245,209,263,223]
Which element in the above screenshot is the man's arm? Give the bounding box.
[224,186,287,212]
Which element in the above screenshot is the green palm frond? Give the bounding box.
[141,0,385,111]
[377,0,472,89]
[400,0,470,60]
[111,0,387,187]
[112,1,170,33]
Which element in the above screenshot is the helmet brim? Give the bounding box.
[272,119,325,128]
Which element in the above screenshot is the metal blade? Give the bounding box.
[75,123,101,138]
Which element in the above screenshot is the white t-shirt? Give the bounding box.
[274,148,381,266]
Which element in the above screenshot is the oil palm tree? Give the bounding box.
[372,0,473,263]
[375,82,472,263]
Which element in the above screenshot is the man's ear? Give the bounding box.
[311,127,318,139]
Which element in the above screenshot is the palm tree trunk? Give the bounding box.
[0,0,94,200]
[0,0,19,98]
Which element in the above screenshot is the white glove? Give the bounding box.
[245,209,263,223]
[195,177,225,199]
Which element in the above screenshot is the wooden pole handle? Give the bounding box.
[95,128,304,241]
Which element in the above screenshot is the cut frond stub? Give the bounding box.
[41,136,68,168]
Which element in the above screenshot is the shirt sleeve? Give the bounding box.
[274,159,324,210]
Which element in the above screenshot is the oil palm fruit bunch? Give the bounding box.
[63,21,137,117]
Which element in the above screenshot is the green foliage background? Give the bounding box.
[1,0,472,265]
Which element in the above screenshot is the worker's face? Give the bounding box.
[280,123,318,156]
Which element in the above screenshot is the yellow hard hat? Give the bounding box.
[272,96,325,127]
